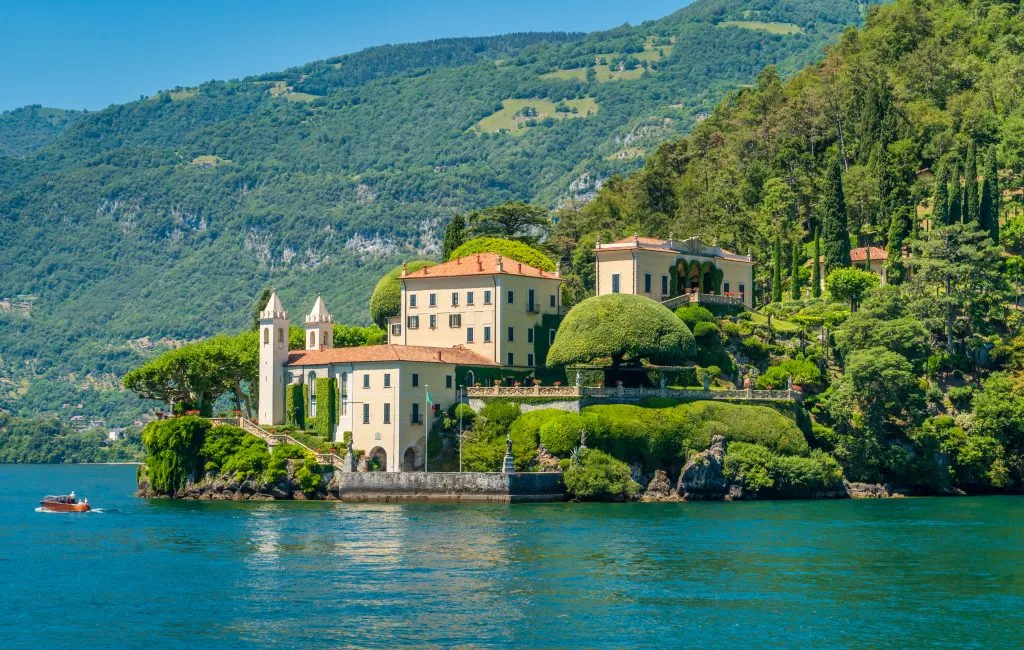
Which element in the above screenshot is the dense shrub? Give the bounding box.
[540,412,599,457]
[756,357,823,390]
[449,237,555,271]
[724,442,844,497]
[200,424,270,478]
[548,294,696,367]
[463,401,528,471]
[141,416,210,494]
[946,385,974,411]
[563,448,639,500]
[675,305,716,330]
[368,260,436,327]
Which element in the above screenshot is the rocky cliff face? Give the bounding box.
[677,435,729,500]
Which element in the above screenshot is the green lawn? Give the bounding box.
[718,21,803,35]
[540,68,588,81]
[749,311,802,332]
[541,38,673,84]
[283,92,320,102]
[474,97,599,135]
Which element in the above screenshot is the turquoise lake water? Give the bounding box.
[2,464,1023,649]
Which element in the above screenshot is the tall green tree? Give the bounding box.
[932,161,949,227]
[964,141,979,223]
[821,156,852,274]
[772,237,783,302]
[948,160,963,225]
[471,201,550,244]
[812,230,822,298]
[442,214,467,261]
[791,241,802,300]
[980,146,1000,245]
[886,206,910,285]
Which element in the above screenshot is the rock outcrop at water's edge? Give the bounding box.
[137,460,331,501]
[677,435,729,500]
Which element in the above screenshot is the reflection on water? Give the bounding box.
[2,465,1024,649]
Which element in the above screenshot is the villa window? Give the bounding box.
[550,294,556,308]
[507,290,514,304]
[611,273,620,293]
[484,326,492,343]
[507,352,514,366]
[340,373,347,415]
[391,323,401,337]
[410,294,417,308]
[662,275,668,296]
[407,315,419,329]
[528,329,534,344]
[362,404,370,424]
[451,292,459,307]
[384,373,391,388]
[644,273,652,293]
[467,291,475,305]
[412,373,419,387]
[429,315,437,329]
[484,290,492,305]
[724,282,730,294]
[507,327,514,342]
[528,353,535,367]
[308,372,317,418]
[374,432,381,441]
[309,331,316,348]
[467,327,475,343]
[363,374,370,389]
[528,289,536,312]
[412,402,421,424]
[383,403,391,425]
[449,314,462,328]
[446,375,453,389]
[739,283,745,296]
[263,328,269,345]
[429,293,437,307]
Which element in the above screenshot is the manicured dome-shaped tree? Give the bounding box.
[449,237,555,272]
[547,294,695,367]
[369,260,436,327]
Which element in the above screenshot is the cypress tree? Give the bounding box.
[442,214,467,260]
[821,156,852,274]
[982,146,1000,245]
[811,230,822,298]
[932,161,949,227]
[886,206,909,285]
[791,241,801,300]
[965,141,979,223]
[948,160,963,225]
[772,237,783,303]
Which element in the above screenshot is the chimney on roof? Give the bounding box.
[518,262,522,274]
[401,261,407,277]
[496,255,503,272]
[456,257,461,264]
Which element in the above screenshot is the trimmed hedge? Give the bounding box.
[581,401,809,471]
[369,260,436,327]
[449,237,555,272]
[548,294,696,367]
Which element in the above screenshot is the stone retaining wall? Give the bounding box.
[332,471,566,503]
[467,397,580,413]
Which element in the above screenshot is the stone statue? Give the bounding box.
[502,433,515,474]
[505,433,513,455]
[579,429,587,449]
[342,437,356,473]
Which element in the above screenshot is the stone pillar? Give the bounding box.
[575,369,582,387]
[502,434,515,474]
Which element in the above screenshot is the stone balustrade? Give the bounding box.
[465,385,582,398]
[463,385,798,402]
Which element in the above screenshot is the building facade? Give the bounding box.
[392,253,564,370]
[258,291,497,472]
[593,235,755,308]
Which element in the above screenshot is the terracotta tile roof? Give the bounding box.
[851,246,888,262]
[285,344,498,367]
[599,235,752,263]
[402,253,559,280]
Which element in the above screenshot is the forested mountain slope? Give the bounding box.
[0,0,871,423]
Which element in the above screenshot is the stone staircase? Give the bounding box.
[208,416,344,471]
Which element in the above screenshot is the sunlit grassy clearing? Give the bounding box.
[474,97,599,135]
[718,21,803,35]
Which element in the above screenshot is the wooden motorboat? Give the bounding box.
[40,494,90,512]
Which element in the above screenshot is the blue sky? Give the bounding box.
[0,0,693,112]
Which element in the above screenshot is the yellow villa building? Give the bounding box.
[257,252,563,472]
[594,235,754,309]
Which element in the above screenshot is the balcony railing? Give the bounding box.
[661,291,745,310]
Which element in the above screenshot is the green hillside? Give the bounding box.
[0,0,871,425]
[0,105,82,156]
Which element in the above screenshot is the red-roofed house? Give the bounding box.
[812,247,892,290]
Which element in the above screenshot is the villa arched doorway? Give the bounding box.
[402,447,417,472]
[368,446,387,472]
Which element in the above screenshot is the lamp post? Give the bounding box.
[424,384,430,473]
[458,385,464,473]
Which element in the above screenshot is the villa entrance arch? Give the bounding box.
[368,446,387,471]
[402,447,417,472]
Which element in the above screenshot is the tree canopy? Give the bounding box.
[448,237,555,272]
[368,260,436,327]
[547,294,695,367]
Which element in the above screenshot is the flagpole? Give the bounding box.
[458,385,463,473]
[424,384,429,473]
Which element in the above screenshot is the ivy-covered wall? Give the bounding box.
[311,377,337,439]
[285,383,305,428]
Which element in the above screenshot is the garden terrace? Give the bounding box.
[209,416,345,470]
[465,386,800,402]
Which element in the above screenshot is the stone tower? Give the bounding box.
[258,290,289,426]
[304,294,333,351]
